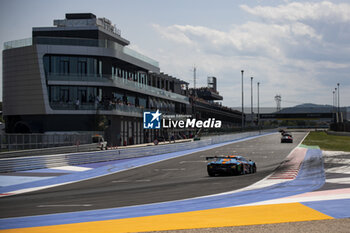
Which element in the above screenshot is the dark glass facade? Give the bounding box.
[44,55,179,114]
[44,55,100,76]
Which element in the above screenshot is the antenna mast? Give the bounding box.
[193,65,197,97]
[193,66,196,89]
[275,94,282,111]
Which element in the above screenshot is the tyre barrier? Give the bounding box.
[0,129,276,173]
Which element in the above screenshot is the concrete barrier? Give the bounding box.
[0,143,99,159]
[0,129,276,173]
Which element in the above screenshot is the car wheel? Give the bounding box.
[253,165,257,173]
[241,164,245,175]
[235,165,240,175]
[208,170,215,177]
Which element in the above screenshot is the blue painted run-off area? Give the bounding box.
[302,199,350,219]
[0,148,332,230]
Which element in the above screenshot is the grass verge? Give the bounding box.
[302,131,350,152]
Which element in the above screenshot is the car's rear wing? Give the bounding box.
[206,156,236,160]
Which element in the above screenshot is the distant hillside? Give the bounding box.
[277,103,346,113]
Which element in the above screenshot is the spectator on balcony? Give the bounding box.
[94,97,99,109]
[75,98,80,110]
[109,99,114,110]
[123,94,128,105]
[102,96,109,110]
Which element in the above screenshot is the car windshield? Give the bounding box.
[92,137,100,143]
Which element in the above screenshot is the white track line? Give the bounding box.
[240,188,350,206]
[325,166,350,174]
[37,204,92,207]
[326,178,350,184]
[53,166,92,172]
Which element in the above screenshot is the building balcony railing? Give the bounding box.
[47,73,189,104]
[4,37,159,68]
[193,98,241,116]
[3,38,32,50]
[47,73,110,83]
[49,102,176,117]
[50,102,144,115]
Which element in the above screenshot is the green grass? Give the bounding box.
[302,131,350,152]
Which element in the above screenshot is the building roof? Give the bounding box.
[33,13,130,46]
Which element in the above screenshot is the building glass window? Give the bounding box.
[139,97,146,108]
[59,88,70,102]
[78,60,87,76]
[43,56,50,74]
[59,60,69,75]
[75,57,86,76]
[49,86,98,105]
[44,55,99,77]
[128,95,135,106]
[78,88,87,103]
[99,60,102,76]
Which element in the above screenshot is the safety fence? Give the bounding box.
[0,129,276,173]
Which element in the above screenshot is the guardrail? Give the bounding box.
[0,144,100,159]
[0,129,276,173]
[326,130,350,136]
[0,133,96,152]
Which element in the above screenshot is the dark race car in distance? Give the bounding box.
[206,155,256,177]
[281,132,293,143]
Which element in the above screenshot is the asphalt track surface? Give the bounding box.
[0,132,307,219]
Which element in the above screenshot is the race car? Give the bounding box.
[92,135,108,150]
[206,155,256,177]
[281,132,293,143]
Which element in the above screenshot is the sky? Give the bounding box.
[0,0,349,109]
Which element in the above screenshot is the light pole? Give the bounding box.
[257,82,260,128]
[335,87,337,123]
[335,88,337,106]
[333,90,335,123]
[241,70,244,130]
[251,77,253,125]
[337,83,340,114]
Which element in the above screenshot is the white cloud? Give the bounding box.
[240,1,350,23]
[149,1,350,107]
[152,24,194,46]
[290,22,321,40]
